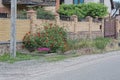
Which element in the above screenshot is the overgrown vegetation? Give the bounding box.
[17,10,27,19]
[66,37,111,50]
[0,37,113,63]
[36,7,55,20]
[23,23,111,53]
[17,7,55,20]
[0,52,39,63]
[94,37,111,50]
[23,23,67,52]
[58,3,108,19]
[0,52,80,63]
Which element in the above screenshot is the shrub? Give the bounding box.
[23,24,67,52]
[36,7,55,20]
[35,24,67,52]
[94,37,111,50]
[78,39,94,48]
[17,7,55,20]
[58,3,108,19]
[66,39,81,50]
[23,32,38,52]
[66,39,94,50]
[17,10,27,19]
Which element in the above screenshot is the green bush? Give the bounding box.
[78,39,94,48]
[23,24,67,52]
[94,37,110,50]
[58,3,108,19]
[23,32,38,51]
[36,7,55,20]
[17,10,27,19]
[37,24,67,52]
[66,39,94,50]
[66,39,80,50]
[17,7,55,20]
[66,37,110,51]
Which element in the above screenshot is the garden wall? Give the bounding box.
[0,19,30,41]
[0,42,24,55]
[0,19,102,42]
[0,10,105,54]
[34,15,103,39]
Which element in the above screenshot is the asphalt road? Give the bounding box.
[0,51,120,80]
[43,55,120,80]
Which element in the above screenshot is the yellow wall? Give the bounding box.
[0,19,30,41]
[0,18,102,42]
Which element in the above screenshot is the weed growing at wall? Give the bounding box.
[94,37,111,50]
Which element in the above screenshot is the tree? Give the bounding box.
[112,1,120,17]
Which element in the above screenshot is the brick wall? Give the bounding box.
[0,16,103,41]
[0,19,30,41]
[0,10,105,54]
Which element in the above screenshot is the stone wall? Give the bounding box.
[0,42,24,55]
[0,10,113,54]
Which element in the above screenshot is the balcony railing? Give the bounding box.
[2,0,56,6]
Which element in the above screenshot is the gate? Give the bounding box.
[104,18,117,38]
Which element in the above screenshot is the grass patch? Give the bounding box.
[0,37,113,63]
[45,53,80,62]
[94,37,111,50]
[0,51,80,63]
[45,55,66,62]
[0,52,39,63]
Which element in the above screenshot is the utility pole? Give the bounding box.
[10,0,17,58]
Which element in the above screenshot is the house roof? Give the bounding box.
[2,0,55,6]
[110,0,115,9]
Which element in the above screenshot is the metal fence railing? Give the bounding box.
[17,14,27,19]
[0,13,8,18]
[60,15,71,21]
[2,0,56,6]
[0,14,28,19]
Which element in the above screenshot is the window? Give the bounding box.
[60,0,64,4]
[73,0,84,4]
[100,0,104,3]
[0,13,7,18]
[79,0,84,3]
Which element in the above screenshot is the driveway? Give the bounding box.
[0,51,120,80]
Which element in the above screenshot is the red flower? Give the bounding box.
[49,23,53,27]
[37,33,40,37]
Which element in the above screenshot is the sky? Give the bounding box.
[113,0,120,1]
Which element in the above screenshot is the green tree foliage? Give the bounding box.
[58,3,108,19]
[36,7,55,20]
[17,7,55,20]
[112,1,120,17]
